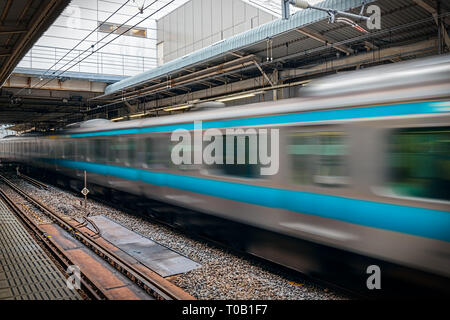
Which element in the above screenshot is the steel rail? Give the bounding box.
[0,174,192,300]
[0,187,104,300]
[18,171,49,190]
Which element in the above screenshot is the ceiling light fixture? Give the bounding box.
[216,91,263,102]
[163,104,191,112]
[129,112,146,118]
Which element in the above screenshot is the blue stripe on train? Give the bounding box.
[52,159,450,242]
[69,101,450,138]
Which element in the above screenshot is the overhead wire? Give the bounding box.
[15,0,171,96]
[47,0,178,125]
[33,0,170,91]
[14,0,132,97]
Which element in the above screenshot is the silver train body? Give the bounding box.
[1,55,450,283]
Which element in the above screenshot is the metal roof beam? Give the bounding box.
[0,0,13,24]
[129,39,438,114]
[0,49,12,57]
[363,41,378,50]
[281,39,437,79]
[253,60,274,86]
[0,0,71,85]
[229,51,244,58]
[296,27,354,55]
[0,26,27,35]
[413,0,450,49]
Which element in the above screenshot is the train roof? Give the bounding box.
[65,54,450,136]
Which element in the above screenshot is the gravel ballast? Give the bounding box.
[4,170,349,300]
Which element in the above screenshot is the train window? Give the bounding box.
[144,138,154,165]
[93,139,107,163]
[85,139,94,161]
[44,141,51,158]
[108,139,122,163]
[224,135,260,178]
[127,139,136,166]
[64,141,75,159]
[316,133,349,185]
[168,136,199,171]
[288,131,349,186]
[288,133,315,184]
[56,141,64,158]
[144,137,168,168]
[49,143,55,159]
[76,140,88,161]
[43,141,48,156]
[209,134,260,179]
[389,127,450,201]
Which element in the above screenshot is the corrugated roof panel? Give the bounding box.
[104,0,373,95]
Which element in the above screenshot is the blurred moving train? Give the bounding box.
[1,54,449,294]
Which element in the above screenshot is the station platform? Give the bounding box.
[0,199,81,300]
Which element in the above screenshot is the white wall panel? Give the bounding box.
[185,1,194,45]
[186,44,194,55]
[202,0,212,39]
[170,12,178,53]
[222,0,233,30]
[177,6,186,50]
[234,23,246,35]
[211,0,222,35]
[164,16,171,54]
[193,0,202,43]
[158,0,276,63]
[233,0,245,25]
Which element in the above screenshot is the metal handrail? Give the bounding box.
[18,45,157,76]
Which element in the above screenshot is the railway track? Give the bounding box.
[19,170,449,299]
[10,169,360,298]
[18,170,49,190]
[0,173,194,300]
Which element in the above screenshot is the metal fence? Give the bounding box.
[17,45,157,77]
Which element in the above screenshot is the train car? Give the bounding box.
[1,54,449,295]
